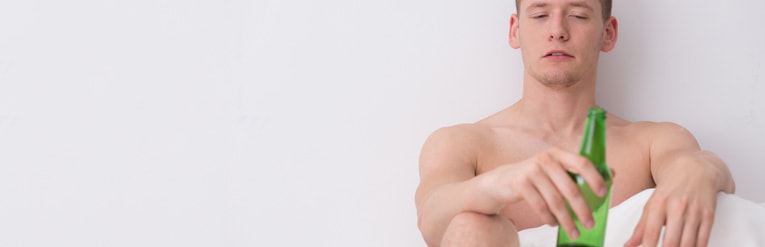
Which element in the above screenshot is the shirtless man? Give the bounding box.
[414,0,736,246]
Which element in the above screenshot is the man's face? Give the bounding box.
[510,0,616,88]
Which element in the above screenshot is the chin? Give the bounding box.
[538,73,579,88]
[540,81,576,89]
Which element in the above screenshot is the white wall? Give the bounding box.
[0,0,762,246]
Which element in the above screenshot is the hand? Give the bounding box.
[479,147,608,239]
[625,154,720,247]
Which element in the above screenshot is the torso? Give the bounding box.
[466,112,656,230]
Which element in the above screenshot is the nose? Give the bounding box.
[549,32,569,41]
[547,15,570,41]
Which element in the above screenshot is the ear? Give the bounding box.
[509,14,521,49]
[601,16,618,52]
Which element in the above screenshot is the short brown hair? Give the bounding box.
[515,0,612,21]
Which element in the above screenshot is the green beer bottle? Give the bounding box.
[556,107,613,247]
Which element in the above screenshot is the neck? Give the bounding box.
[513,74,597,136]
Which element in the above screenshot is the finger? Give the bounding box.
[548,147,606,196]
[532,153,579,237]
[641,202,667,247]
[521,176,558,227]
[679,212,700,247]
[696,208,715,247]
[534,177,580,238]
[661,206,684,247]
[539,158,594,229]
[624,215,645,247]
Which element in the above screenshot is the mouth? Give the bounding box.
[544,50,574,58]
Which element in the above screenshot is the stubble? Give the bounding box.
[530,68,581,88]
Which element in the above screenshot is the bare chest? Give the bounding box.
[476,131,655,229]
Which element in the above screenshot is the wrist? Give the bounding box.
[472,172,505,215]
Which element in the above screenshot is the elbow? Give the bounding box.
[700,150,736,194]
[720,162,736,194]
[725,175,736,194]
[724,162,736,193]
[418,214,443,247]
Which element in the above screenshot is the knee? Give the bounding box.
[445,211,496,233]
[441,212,519,247]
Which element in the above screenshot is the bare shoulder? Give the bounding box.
[608,114,699,150]
[608,113,687,133]
[416,123,496,204]
[629,121,695,140]
[418,122,502,175]
[420,123,495,159]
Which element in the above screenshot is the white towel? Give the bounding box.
[519,189,765,246]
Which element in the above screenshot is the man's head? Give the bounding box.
[516,0,612,21]
[509,0,618,89]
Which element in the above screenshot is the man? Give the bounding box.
[414,0,736,246]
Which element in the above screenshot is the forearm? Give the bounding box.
[417,176,501,245]
[654,150,735,193]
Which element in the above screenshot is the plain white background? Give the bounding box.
[0,0,763,246]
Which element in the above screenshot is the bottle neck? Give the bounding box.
[579,108,607,170]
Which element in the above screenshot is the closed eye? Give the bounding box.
[533,14,548,19]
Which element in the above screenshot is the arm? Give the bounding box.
[626,122,735,247]
[414,126,502,246]
[650,123,735,194]
[415,126,606,246]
